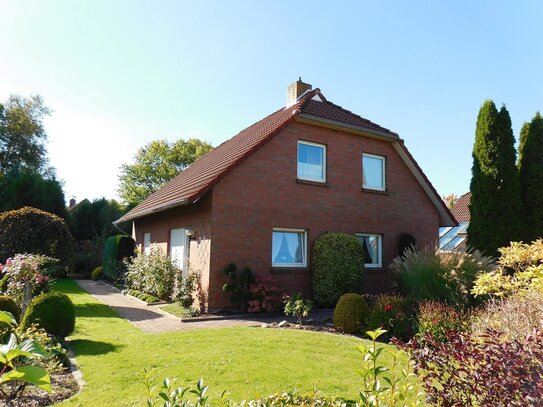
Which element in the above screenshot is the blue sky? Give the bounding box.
[1,1,542,202]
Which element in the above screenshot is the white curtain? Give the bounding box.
[272,232,282,263]
[285,232,303,263]
[272,231,303,264]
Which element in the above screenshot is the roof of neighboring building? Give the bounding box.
[116,88,456,226]
[451,192,471,222]
[67,198,90,213]
[439,222,469,251]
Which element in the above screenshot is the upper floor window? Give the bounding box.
[298,141,326,182]
[272,228,307,267]
[356,233,382,268]
[363,153,386,191]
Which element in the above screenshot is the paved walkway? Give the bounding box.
[75,280,332,333]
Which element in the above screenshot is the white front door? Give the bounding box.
[170,228,188,277]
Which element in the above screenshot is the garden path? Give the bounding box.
[75,280,332,333]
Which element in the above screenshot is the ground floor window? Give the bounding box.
[356,233,382,268]
[143,232,151,255]
[272,228,307,267]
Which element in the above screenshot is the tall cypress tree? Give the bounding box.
[519,112,543,241]
[467,101,522,255]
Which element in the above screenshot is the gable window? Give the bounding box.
[143,232,151,255]
[272,228,307,267]
[356,234,382,268]
[298,141,326,182]
[363,153,386,191]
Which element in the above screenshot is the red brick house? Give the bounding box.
[116,80,456,310]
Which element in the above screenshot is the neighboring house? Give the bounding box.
[439,192,470,250]
[116,79,456,309]
[67,197,90,213]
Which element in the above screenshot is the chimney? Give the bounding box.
[287,77,312,106]
[69,197,76,208]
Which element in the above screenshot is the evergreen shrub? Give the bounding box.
[0,206,74,276]
[102,234,135,279]
[91,266,103,281]
[333,293,369,334]
[0,295,20,322]
[21,292,75,338]
[312,233,365,307]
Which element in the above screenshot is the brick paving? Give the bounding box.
[75,280,332,333]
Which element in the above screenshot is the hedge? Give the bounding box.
[102,235,135,279]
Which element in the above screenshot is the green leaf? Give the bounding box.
[0,311,16,325]
[0,366,51,393]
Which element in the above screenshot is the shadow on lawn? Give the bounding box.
[75,302,119,318]
[70,339,123,356]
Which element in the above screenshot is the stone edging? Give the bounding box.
[64,342,86,396]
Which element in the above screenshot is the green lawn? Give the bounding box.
[55,279,401,406]
[160,302,185,317]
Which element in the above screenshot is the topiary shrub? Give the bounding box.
[333,293,369,334]
[0,206,74,276]
[91,266,103,281]
[312,233,365,307]
[102,235,135,280]
[0,295,21,322]
[21,292,75,338]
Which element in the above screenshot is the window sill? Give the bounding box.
[271,267,310,275]
[362,188,389,195]
[297,179,329,187]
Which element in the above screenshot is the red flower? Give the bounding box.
[385,304,393,312]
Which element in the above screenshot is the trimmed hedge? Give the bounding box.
[333,293,369,334]
[312,233,365,307]
[0,206,74,276]
[0,295,20,322]
[91,266,103,281]
[21,292,75,338]
[102,235,135,279]
[126,289,159,304]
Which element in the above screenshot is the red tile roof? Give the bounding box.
[451,192,471,222]
[117,88,453,226]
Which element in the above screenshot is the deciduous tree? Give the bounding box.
[118,138,213,205]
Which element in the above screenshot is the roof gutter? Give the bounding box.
[114,198,190,224]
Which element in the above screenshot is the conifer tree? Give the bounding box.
[519,112,543,241]
[467,101,521,255]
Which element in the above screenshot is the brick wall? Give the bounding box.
[133,192,213,298]
[208,120,439,309]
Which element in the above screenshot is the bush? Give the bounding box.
[1,253,51,306]
[222,263,254,312]
[471,290,543,342]
[247,274,282,313]
[0,206,74,276]
[102,234,135,280]
[284,293,313,324]
[126,289,159,304]
[21,292,75,338]
[404,328,543,406]
[391,246,494,306]
[416,300,468,342]
[333,293,369,334]
[367,294,411,341]
[74,238,104,276]
[312,233,365,307]
[91,266,103,281]
[0,295,21,322]
[124,248,177,300]
[472,239,543,298]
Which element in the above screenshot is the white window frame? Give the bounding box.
[297,140,326,183]
[356,233,383,268]
[272,228,308,268]
[362,153,386,191]
[143,232,151,255]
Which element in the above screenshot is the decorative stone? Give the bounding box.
[278,320,288,327]
[260,323,268,328]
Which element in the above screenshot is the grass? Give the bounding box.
[55,279,403,406]
[160,302,185,317]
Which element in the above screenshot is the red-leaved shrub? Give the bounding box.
[247,275,282,313]
[403,329,543,406]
